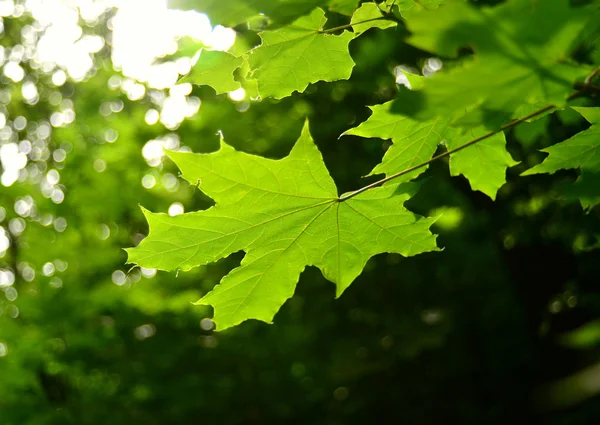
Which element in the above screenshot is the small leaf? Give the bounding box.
[446,128,517,200]
[184,50,243,94]
[350,3,396,36]
[248,8,355,99]
[397,0,443,14]
[523,107,600,176]
[127,122,438,330]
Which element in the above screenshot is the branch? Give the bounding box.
[339,84,597,202]
[584,66,600,85]
[320,14,401,34]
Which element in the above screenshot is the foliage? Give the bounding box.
[128,123,438,329]
[128,0,600,329]
[1,0,600,424]
[391,0,593,125]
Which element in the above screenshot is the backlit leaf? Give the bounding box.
[446,128,517,199]
[127,122,438,330]
[248,8,355,99]
[343,100,450,181]
[350,3,396,36]
[524,107,600,207]
[392,0,592,126]
[523,107,600,176]
[184,50,243,94]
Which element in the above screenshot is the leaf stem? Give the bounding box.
[339,88,592,202]
[584,66,600,85]
[320,17,391,34]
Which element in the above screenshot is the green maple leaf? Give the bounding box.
[169,0,328,27]
[524,107,600,176]
[446,128,517,199]
[343,100,450,182]
[524,107,600,208]
[344,97,516,198]
[183,50,244,94]
[350,3,397,36]
[126,122,438,330]
[392,0,592,125]
[248,8,355,99]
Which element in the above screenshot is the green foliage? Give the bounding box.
[328,0,360,15]
[392,0,593,125]
[129,0,600,330]
[524,107,600,208]
[185,50,243,94]
[343,100,450,181]
[350,3,396,35]
[247,8,355,99]
[525,107,600,177]
[127,123,438,329]
[169,0,328,27]
[3,1,600,423]
[397,0,443,13]
[446,128,517,199]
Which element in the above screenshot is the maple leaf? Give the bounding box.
[344,99,516,199]
[392,0,592,125]
[343,100,450,182]
[350,3,396,36]
[524,107,600,176]
[126,122,438,330]
[446,127,517,199]
[524,107,600,208]
[248,8,355,99]
[184,50,244,94]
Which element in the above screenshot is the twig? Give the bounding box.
[584,66,600,85]
[320,17,394,34]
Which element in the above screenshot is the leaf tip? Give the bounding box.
[138,204,152,216]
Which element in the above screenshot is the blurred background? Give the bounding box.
[0,0,600,424]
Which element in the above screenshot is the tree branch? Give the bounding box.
[584,66,600,85]
[320,14,401,34]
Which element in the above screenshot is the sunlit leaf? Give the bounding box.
[343,100,450,181]
[350,3,396,35]
[397,0,443,14]
[446,128,516,199]
[127,122,438,329]
[248,8,355,99]
[344,100,516,199]
[184,50,244,94]
[524,107,600,207]
[523,107,600,176]
[392,0,592,126]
